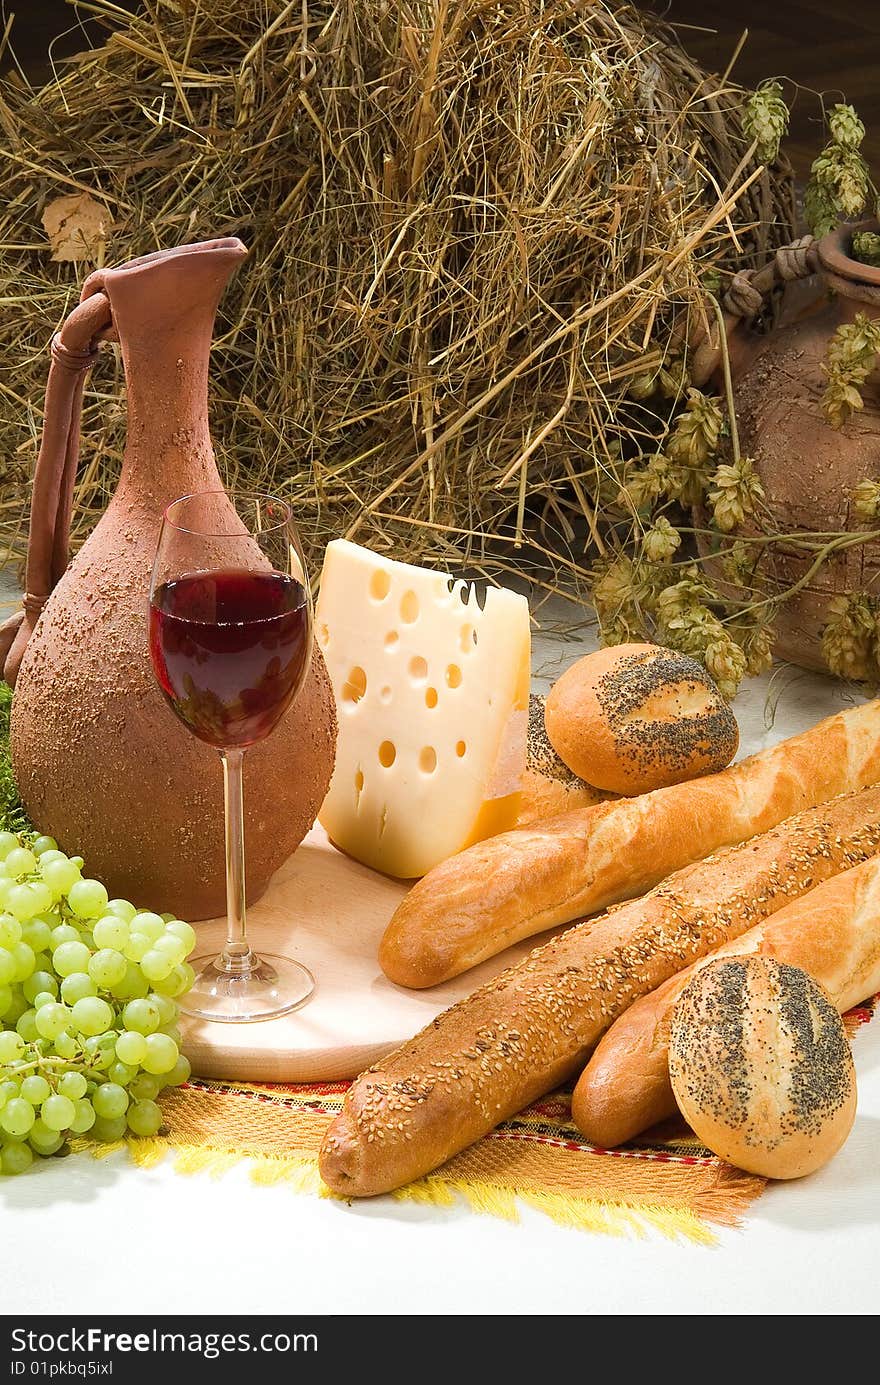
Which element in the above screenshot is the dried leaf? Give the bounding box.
[41,192,112,262]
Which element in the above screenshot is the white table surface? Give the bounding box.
[1,596,878,1316]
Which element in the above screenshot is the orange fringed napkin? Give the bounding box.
[86,996,876,1245]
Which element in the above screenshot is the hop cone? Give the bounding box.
[741,621,775,676]
[852,231,880,268]
[665,390,723,468]
[822,593,878,682]
[836,150,870,216]
[804,178,839,238]
[704,636,748,701]
[823,313,880,428]
[743,81,789,163]
[591,555,637,616]
[828,104,865,150]
[811,143,869,219]
[708,457,765,533]
[642,516,681,563]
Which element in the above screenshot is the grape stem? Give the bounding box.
[5,1052,106,1081]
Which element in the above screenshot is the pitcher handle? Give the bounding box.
[689,236,819,387]
[0,291,113,686]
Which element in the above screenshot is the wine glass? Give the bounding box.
[148,490,315,1023]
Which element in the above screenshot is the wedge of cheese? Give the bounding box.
[316,540,530,878]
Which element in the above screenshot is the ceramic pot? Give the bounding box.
[693,220,880,671]
[3,240,336,918]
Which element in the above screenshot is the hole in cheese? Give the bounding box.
[425,687,438,709]
[341,666,367,705]
[400,590,420,623]
[460,623,478,652]
[419,747,438,774]
[409,656,428,683]
[380,685,392,703]
[378,740,396,768]
[354,768,364,808]
[384,630,399,650]
[370,569,391,602]
[445,663,462,688]
[455,740,467,757]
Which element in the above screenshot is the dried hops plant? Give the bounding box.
[800,108,880,685]
[588,378,772,700]
[804,104,873,237]
[585,83,785,700]
[593,90,880,696]
[822,314,880,429]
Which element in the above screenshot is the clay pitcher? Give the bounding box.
[692,221,880,671]
[3,239,336,918]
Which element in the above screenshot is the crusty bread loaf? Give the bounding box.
[544,643,738,794]
[668,957,857,1179]
[516,694,609,826]
[380,698,880,987]
[320,788,880,1196]
[572,850,880,1147]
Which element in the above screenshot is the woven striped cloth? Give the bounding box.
[83,995,877,1244]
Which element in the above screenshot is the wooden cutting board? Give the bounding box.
[179,823,537,1082]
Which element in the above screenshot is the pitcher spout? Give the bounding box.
[78,237,249,503]
[81,236,248,344]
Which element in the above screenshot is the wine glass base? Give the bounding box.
[179,953,315,1024]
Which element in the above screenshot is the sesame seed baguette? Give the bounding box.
[571,848,880,1149]
[321,788,880,1196]
[380,698,880,987]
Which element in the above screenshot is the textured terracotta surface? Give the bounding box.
[10,240,337,918]
[697,221,880,671]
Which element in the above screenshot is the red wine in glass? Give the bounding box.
[148,490,316,1024]
[150,569,310,748]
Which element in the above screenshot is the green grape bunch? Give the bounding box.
[0,829,196,1175]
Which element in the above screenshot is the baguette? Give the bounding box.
[321,787,880,1196]
[572,852,880,1148]
[380,699,880,987]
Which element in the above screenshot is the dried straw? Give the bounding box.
[0,0,794,596]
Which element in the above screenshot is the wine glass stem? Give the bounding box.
[220,747,253,970]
